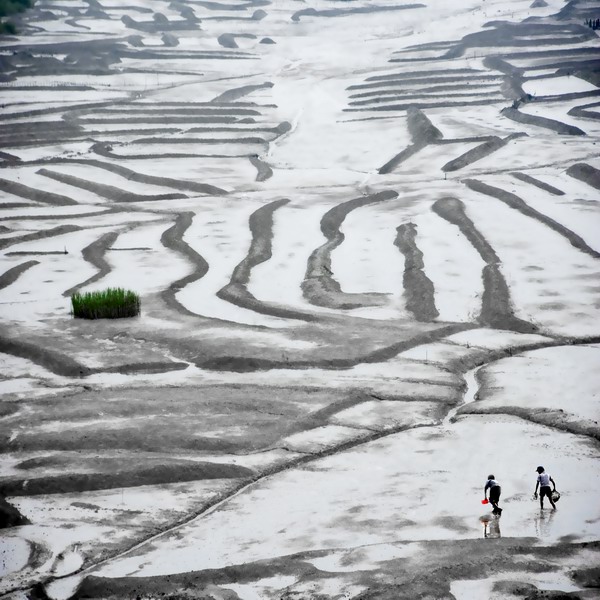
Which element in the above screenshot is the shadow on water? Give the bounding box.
[480,514,501,538]
[534,508,556,539]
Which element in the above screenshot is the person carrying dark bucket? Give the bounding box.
[484,474,502,515]
[534,466,557,510]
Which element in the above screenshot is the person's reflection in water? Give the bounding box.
[480,514,502,538]
[534,507,556,538]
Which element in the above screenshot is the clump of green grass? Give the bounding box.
[71,288,141,319]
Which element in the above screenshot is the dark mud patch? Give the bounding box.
[0,494,30,528]
[511,172,565,195]
[0,260,39,290]
[432,197,537,333]
[62,231,119,298]
[302,190,398,310]
[501,106,586,136]
[394,222,438,321]
[2,461,254,497]
[464,178,600,259]
[0,178,77,206]
[567,162,600,190]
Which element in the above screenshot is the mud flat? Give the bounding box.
[1,0,599,599]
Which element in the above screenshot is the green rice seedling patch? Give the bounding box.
[71,287,141,319]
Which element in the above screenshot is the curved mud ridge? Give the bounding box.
[292,3,424,22]
[0,178,77,206]
[217,199,317,321]
[378,108,441,173]
[249,155,273,181]
[432,197,537,334]
[568,100,600,121]
[159,212,210,317]
[0,225,81,252]
[37,169,188,203]
[378,110,439,164]
[0,260,39,291]
[394,223,438,321]
[75,159,228,196]
[511,172,565,196]
[566,162,600,190]
[443,21,596,60]
[442,133,526,172]
[501,106,586,136]
[464,178,600,258]
[212,82,272,103]
[378,143,424,174]
[217,33,257,49]
[0,334,90,378]
[302,190,398,310]
[377,108,520,174]
[62,231,120,298]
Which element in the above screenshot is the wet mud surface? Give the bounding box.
[1,0,599,598]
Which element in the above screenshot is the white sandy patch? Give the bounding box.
[0,537,30,578]
[422,104,526,139]
[523,76,598,97]
[414,211,485,322]
[333,200,403,296]
[280,424,368,453]
[330,400,440,431]
[482,172,600,253]
[520,100,600,136]
[0,228,122,323]
[0,378,72,400]
[462,186,600,337]
[85,222,192,296]
[246,201,339,315]
[176,199,299,327]
[473,345,600,424]
[307,542,418,573]
[399,341,484,364]
[446,328,553,350]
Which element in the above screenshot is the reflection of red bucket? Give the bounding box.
[481,498,489,504]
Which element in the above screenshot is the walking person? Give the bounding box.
[484,474,502,515]
[534,466,557,510]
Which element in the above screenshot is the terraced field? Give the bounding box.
[1,0,600,599]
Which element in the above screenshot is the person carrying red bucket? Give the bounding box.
[483,474,502,515]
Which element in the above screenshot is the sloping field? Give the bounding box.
[1,0,599,599]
